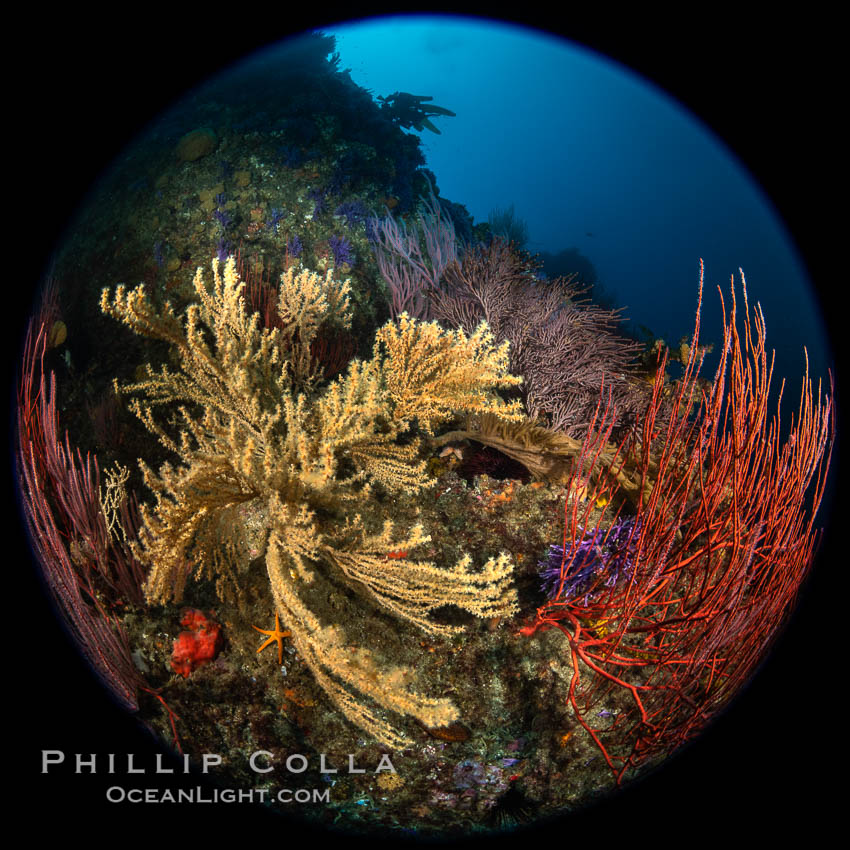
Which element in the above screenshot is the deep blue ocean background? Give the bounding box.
[319,16,832,407]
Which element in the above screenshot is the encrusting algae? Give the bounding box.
[100,256,521,748]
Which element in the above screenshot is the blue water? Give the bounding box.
[323,15,832,401]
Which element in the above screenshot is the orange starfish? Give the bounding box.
[252,612,291,665]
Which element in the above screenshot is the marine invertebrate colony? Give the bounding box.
[100,256,522,748]
[426,237,645,439]
[16,308,148,712]
[370,192,646,441]
[522,264,834,780]
[538,517,640,603]
[171,609,223,677]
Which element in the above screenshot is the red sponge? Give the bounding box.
[171,609,223,677]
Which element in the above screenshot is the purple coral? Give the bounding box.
[328,234,353,267]
[216,237,232,263]
[267,207,286,234]
[286,234,303,258]
[213,207,232,230]
[334,199,369,228]
[539,516,640,603]
[308,187,326,217]
[426,239,645,440]
[368,185,457,320]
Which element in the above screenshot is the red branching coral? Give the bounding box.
[171,609,223,677]
[18,286,184,750]
[17,304,147,710]
[522,262,834,782]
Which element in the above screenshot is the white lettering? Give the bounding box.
[41,750,64,772]
[75,754,97,774]
[249,750,274,773]
[375,753,396,773]
[285,754,308,773]
[275,788,329,803]
[201,753,222,773]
